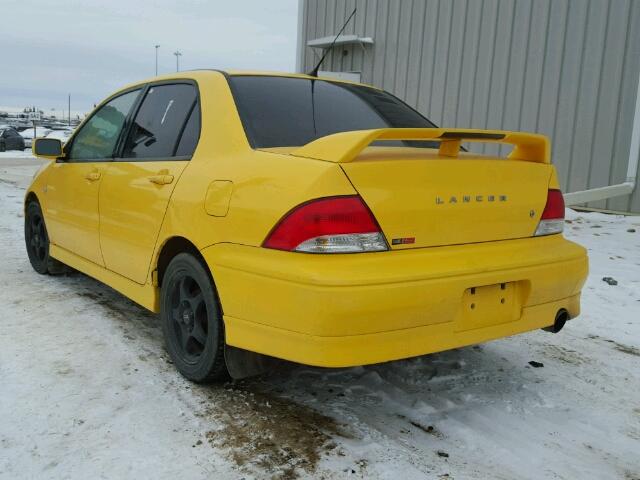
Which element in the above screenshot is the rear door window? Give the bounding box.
[122,83,197,159]
[174,102,200,157]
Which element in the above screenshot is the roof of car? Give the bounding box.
[121,69,378,93]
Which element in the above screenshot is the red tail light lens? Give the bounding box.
[263,196,388,253]
[540,189,565,220]
[535,189,565,236]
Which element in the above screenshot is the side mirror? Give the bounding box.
[33,138,63,159]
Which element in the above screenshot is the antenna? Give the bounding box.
[308,7,357,77]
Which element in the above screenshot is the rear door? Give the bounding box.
[45,89,141,265]
[99,82,200,284]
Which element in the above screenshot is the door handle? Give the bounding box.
[148,174,174,185]
[85,171,101,181]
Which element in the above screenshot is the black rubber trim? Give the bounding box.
[439,131,505,140]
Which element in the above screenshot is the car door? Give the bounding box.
[44,89,141,265]
[99,82,200,284]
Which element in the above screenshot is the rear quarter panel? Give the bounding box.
[150,72,357,280]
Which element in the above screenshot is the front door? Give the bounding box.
[45,89,141,265]
[99,82,200,284]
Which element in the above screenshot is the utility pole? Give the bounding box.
[155,44,160,75]
[68,94,71,126]
[173,50,182,72]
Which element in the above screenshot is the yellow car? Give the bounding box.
[26,71,588,382]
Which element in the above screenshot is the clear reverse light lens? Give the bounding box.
[294,232,388,253]
[534,219,564,236]
[534,189,565,236]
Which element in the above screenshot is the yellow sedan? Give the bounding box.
[26,70,588,382]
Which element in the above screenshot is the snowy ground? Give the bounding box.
[1,155,639,480]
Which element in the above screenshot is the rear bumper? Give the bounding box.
[202,235,588,367]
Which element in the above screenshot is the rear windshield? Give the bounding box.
[228,76,438,149]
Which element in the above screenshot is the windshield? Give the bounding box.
[228,76,438,149]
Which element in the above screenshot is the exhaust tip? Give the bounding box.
[543,309,570,333]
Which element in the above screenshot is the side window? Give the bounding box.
[174,102,200,157]
[122,84,197,159]
[67,90,140,161]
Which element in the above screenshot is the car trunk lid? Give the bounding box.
[283,128,554,249]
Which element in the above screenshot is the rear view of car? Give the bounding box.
[214,75,589,368]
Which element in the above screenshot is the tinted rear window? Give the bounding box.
[229,76,437,149]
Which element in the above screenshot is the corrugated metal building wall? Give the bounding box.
[297,0,640,213]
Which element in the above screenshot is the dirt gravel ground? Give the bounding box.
[1,155,639,479]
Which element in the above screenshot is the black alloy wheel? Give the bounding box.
[161,253,227,382]
[24,201,64,274]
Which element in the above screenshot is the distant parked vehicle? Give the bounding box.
[0,126,26,151]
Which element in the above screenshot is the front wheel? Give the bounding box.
[24,201,65,274]
[161,253,228,382]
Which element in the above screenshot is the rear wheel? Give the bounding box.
[24,201,65,274]
[161,253,228,382]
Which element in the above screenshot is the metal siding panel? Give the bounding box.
[325,0,337,69]
[443,0,468,127]
[404,0,427,107]
[361,0,378,84]
[430,0,454,125]
[343,0,357,72]
[394,0,415,100]
[456,0,483,129]
[300,0,310,72]
[483,0,515,156]
[568,0,609,194]
[348,0,367,73]
[609,0,640,212]
[496,0,532,157]
[520,0,550,133]
[371,0,389,88]
[296,0,308,73]
[469,0,498,140]
[415,0,440,119]
[334,0,348,71]
[537,0,568,151]
[553,0,589,191]
[310,0,326,72]
[383,0,402,91]
[588,1,628,209]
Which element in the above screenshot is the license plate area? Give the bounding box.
[456,282,521,332]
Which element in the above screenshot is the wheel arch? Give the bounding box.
[25,190,39,207]
[155,236,214,290]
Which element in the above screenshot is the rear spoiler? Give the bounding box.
[290,128,550,164]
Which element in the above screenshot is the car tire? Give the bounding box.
[24,201,66,275]
[0,142,5,152]
[161,253,228,382]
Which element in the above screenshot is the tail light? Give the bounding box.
[534,189,565,236]
[263,196,388,253]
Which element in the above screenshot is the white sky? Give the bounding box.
[1,0,298,114]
